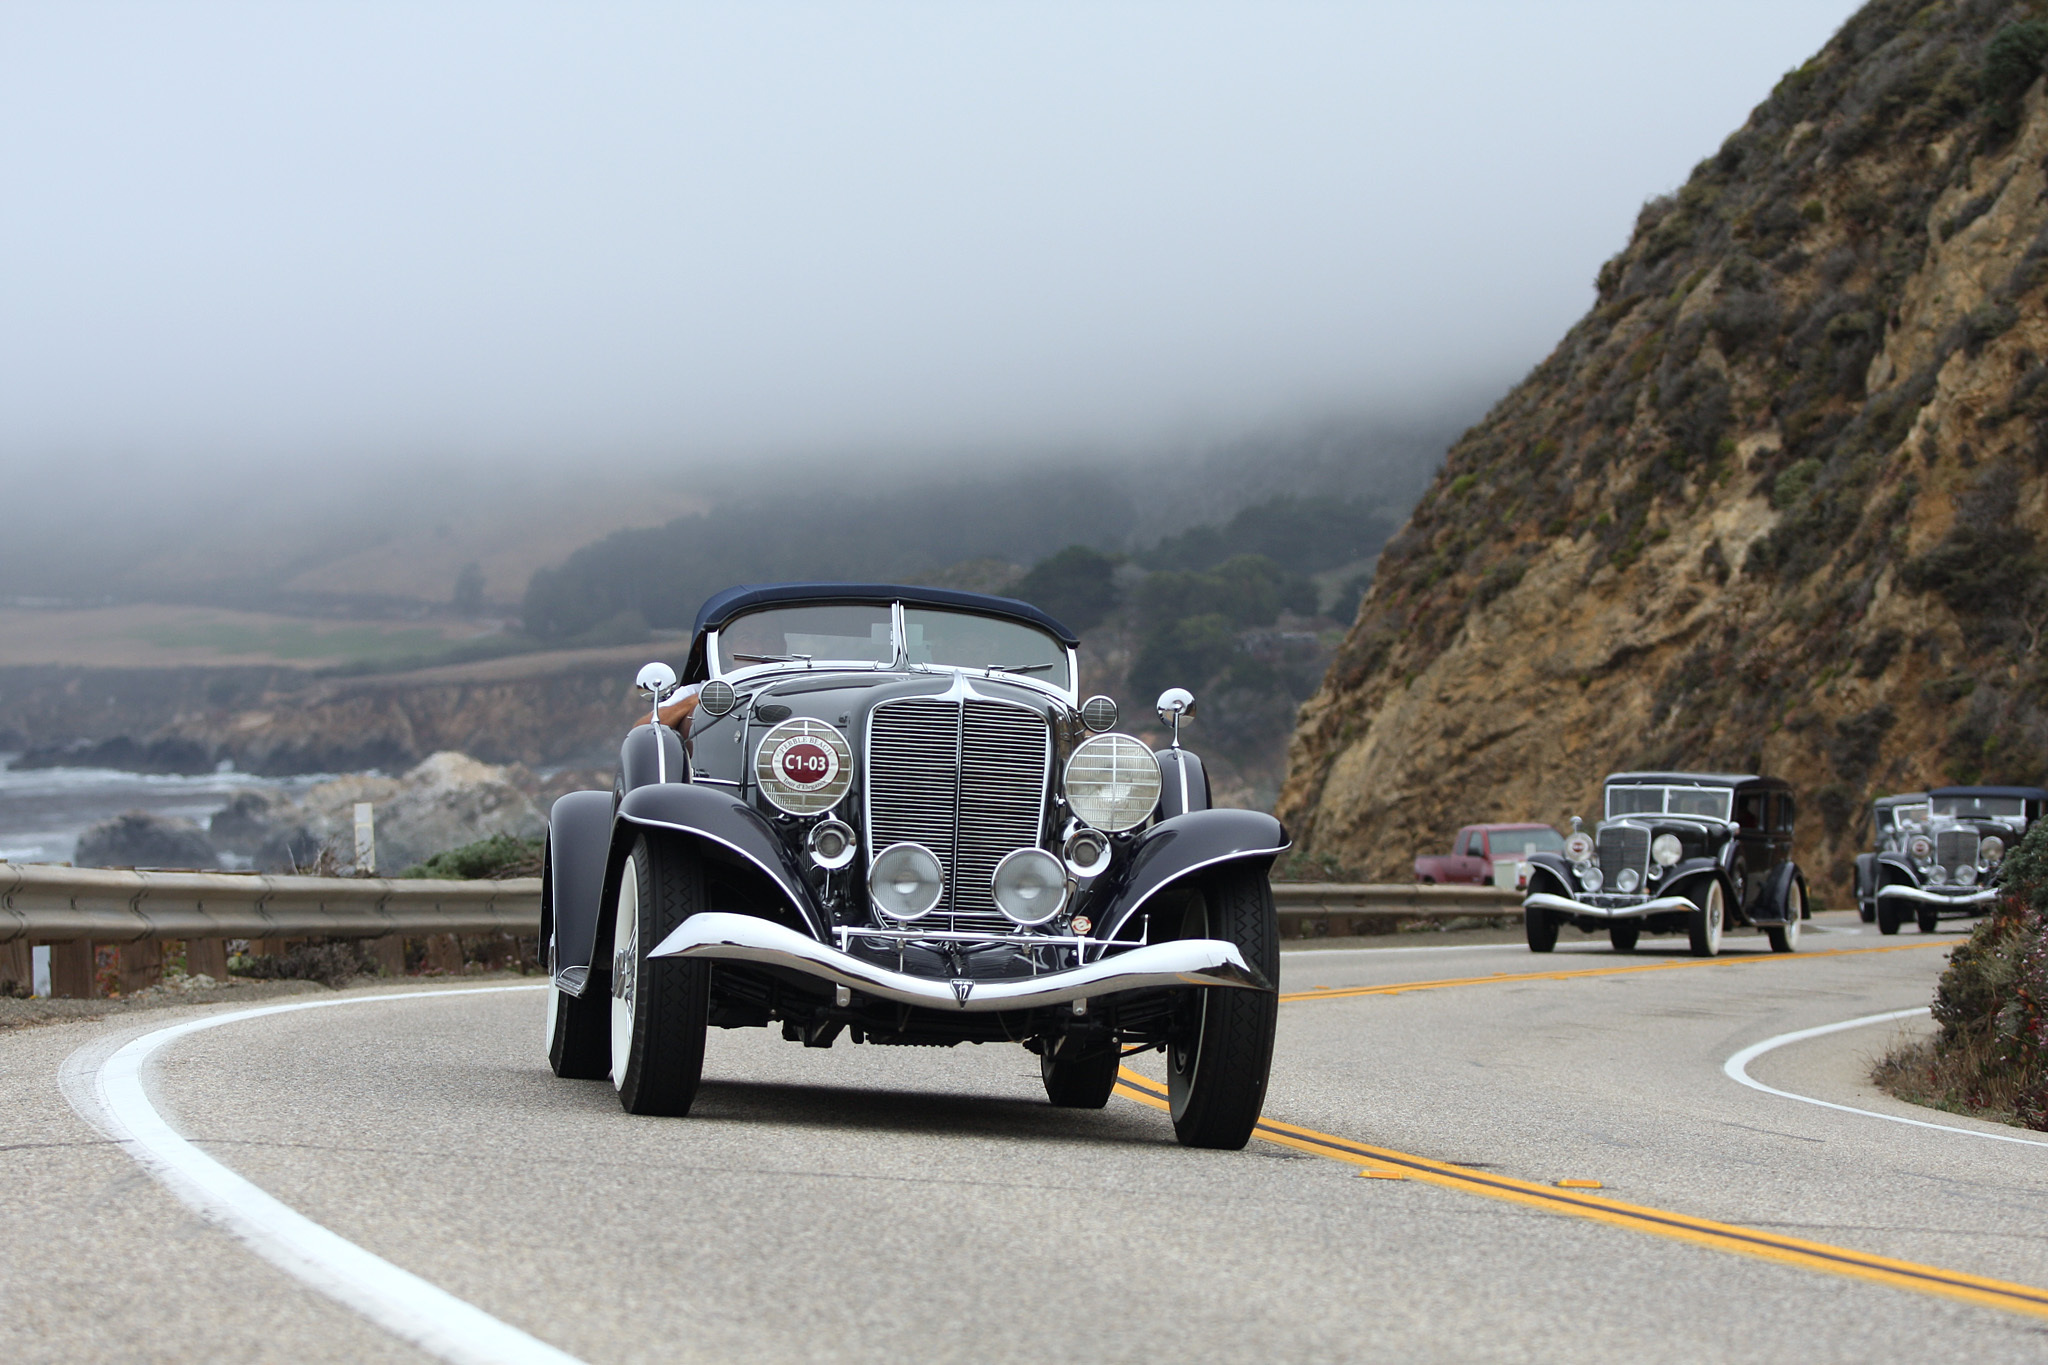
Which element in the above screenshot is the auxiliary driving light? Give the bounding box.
[1063,825,1112,878]
[1955,863,1979,887]
[992,848,1069,926]
[868,843,944,920]
[807,818,857,871]
[1576,864,1603,892]
[1615,868,1641,893]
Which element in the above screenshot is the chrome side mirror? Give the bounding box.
[636,662,679,724]
[1155,688,1195,748]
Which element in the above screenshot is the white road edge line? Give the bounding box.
[1723,1006,2048,1149]
[72,984,584,1365]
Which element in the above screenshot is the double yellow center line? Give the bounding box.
[1122,936,2048,1320]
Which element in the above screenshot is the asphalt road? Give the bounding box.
[7,912,2048,1364]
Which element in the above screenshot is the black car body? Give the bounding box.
[1520,771,1808,956]
[1851,792,1928,924]
[539,583,1286,1148]
[1871,785,2044,935]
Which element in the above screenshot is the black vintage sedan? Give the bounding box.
[538,583,1287,1149]
[1520,771,1808,956]
[1872,785,2044,935]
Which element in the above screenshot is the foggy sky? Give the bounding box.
[1,2,1861,495]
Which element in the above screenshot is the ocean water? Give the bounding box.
[0,755,335,865]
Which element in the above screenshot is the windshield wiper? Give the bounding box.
[731,652,811,665]
[984,662,1054,674]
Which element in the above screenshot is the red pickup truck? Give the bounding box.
[1415,823,1564,887]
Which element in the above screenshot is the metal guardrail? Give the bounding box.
[0,864,1518,946]
[0,863,541,944]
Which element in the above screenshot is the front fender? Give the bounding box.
[1094,809,1288,942]
[615,783,826,938]
[1663,862,1733,915]
[1524,854,1573,898]
[1877,853,1923,888]
[547,790,617,996]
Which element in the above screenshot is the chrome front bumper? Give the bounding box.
[649,912,1268,1011]
[1875,885,1998,908]
[1522,892,1699,922]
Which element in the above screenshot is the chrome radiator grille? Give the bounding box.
[1597,825,1650,886]
[1937,828,1979,871]
[865,696,1050,929]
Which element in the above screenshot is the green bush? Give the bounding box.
[1917,818,2048,1128]
[402,834,545,881]
[1010,545,1120,634]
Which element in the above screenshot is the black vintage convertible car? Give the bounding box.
[1520,771,1808,956]
[539,583,1287,1149]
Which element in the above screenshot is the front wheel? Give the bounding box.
[1165,864,1279,1150]
[1917,905,1939,934]
[1766,877,1803,954]
[1876,892,1903,935]
[1608,921,1640,952]
[609,832,710,1116]
[1686,880,1724,958]
[1041,1042,1119,1108]
[1525,906,1559,953]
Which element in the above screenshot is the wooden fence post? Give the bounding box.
[118,939,163,995]
[49,941,96,998]
[1,940,30,995]
[186,939,229,979]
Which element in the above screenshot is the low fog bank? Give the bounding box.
[0,395,1485,621]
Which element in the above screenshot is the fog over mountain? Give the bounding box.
[0,2,1858,605]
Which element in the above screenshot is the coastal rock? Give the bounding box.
[75,812,220,870]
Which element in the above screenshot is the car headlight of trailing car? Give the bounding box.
[753,718,853,816]
[1651,833,1682,867]
[1063,734,1162,832]
[1954,863,1979,887]
[1982,835,2005,867]
[991,848,1069,926]
[868,842,944,920]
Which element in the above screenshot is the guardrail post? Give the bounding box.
[424,934,464,975]
[48,941,96,998]
[186,938,228,979]
[368,935,405,976]
[1,939,29,995]
[118,939,162,995]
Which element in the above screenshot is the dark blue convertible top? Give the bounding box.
[683,582,1078,680]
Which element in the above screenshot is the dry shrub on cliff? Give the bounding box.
[1877,820,2048,1129]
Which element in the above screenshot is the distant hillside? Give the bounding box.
[1282,1,2048,901]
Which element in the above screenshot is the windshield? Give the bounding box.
[1932,794,2026,820]
[1494,828,1563,856]
[1605,785,1733,821]
[1879,802,1928,830]
[716,605,896,671]
[903,607,1070,689]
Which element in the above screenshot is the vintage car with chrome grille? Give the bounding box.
[1871,785,2044,935]
[1852,791,1927,924]
[1519,771,1808,956]
[539,583,1287,1149]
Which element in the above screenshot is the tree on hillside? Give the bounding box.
[1009,546,1120,633]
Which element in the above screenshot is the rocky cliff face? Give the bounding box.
[1280,2,2048,900]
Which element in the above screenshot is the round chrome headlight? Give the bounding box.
[806,818,857,871]
[1063,825,1112,879]
[1063,734,1161,833]
[991,848,1068,926]
[1651,833,1682,867]
[1954,863,1979,887]
[868,842,944,920]
[1982,835,2005,866]
[753,718,853,816]
[1615,867,1641,893]
[1909,834,1933,863]
[1079,695,1119,732]
[1931,864,1949,886]
[1576,864,1603,891]
[1564,832,1594,864]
